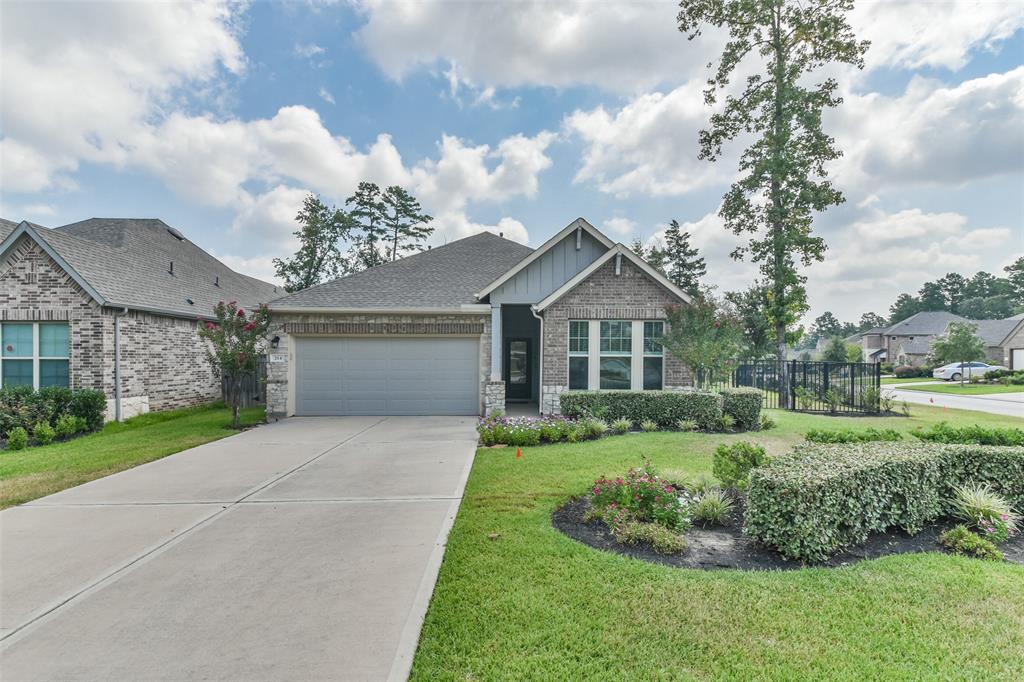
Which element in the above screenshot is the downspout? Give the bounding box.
[531,306,545,414]
[113,307,128,421]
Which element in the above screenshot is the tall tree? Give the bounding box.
[678,1,868,405]
[918,280,948,311]
[630,237,670,274]
[725,283,774,359]
[821,335,848,362]
[807,311,841,347]
[937,272,968,310]
[858,312,887,331]
[929,322,986,386]
[346,182,389,269]
[1005,257,1024,307]
[272,194,354,292]
[662,219,706,293]
[888,293,922,323]
[381,185,433,261]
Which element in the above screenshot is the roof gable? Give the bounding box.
[487,226,607,305]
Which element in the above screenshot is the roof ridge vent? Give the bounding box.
[167,226,186,241]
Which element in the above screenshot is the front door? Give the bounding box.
[505,338,532,401]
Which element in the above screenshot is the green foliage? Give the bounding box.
[1006,257,1024,306]
[584,418,609,438]
[758,414,776,431]
[715,413,736,432]
[198,301,271,428]
[559,390,724,431]
[823,387,845,414]
[938,525,1003,561]
[611,418,632,435]
[662,219,706,294]
[724,283,774,359]
[0,386,103,438]
[640,419,658,433]
[793,387,814,411]
[54,414,82,439]
[675,419,698,432]
[821,336,850,363]
[661,291,743,388]
[6,427,28,451]
[911,422,1024,447]
[805,428,903,444]
[719,387,763,430]
[380,185,433,261]
[744,443,1024,562]
[272,194,354,292]
[68,389,106,432]
[613,521,688,554]
[678,1,867,358]
[691,487,734,525]
[950,483,1020,544]
[590,464,692,532]
[346,181,434,267]
[712,441,766,490]
[893,365,931,378]
[33,421,55,446]
[929,323,987,381]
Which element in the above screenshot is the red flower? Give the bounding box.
[205,322,215,330]
[713,321,721,328]
[237,308,245,317]
[243,321,256,331]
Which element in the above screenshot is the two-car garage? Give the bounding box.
[293,336,481,416]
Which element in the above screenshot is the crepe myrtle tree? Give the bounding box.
[661,289,743,388]
[929,322,987,387]
[199,301,271,428]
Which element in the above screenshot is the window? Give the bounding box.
[568,321,589,390]
[1,323,70,389]
[600,321,631,389]
[643,321,664,390]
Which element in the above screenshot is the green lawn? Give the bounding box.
[0,403,264,508]
[881,376,940,385]
[900,382,1024,396]
[412,405,1024,680]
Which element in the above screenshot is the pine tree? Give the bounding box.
[272,194,354,292]
[663,219,706,293]
[630,237,669,274]
[346,182,389,269]
[381,185,433,261]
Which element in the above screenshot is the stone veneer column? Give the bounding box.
[484,380,505,416]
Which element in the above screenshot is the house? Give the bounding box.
[884,310,1024,368]
[0,218,280,419]
[849,327,888,363]
[265,218,692,417]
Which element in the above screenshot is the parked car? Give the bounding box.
[932,361,1006,381]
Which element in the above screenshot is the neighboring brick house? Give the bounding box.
[266,218,693,417]
[878,310,1024,368]
[1,218,280,419]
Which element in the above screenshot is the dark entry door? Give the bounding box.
[504,338,532,401]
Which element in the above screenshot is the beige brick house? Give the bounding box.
[0,218,279,420]
[266,218,693,417]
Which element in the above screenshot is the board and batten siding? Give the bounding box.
[488,230,607,305]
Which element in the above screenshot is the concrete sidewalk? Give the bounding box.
[0,416,478,681]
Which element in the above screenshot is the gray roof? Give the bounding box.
[898,337,933,355]
[271,232,534,309]
[0,218,17,240]
[2,218,281,319]
[972,318,1021,346]
[885,311,967,336]
[1007,312,1024,321]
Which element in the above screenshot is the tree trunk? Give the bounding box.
[771,9,790,408]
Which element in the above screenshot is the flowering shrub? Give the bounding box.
[478,415,583,446]
[950,483,1020,544]
[939,525,1003,561]
[198,301,271,428]
[590,464,692,531]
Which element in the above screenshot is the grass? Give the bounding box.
[0,402,264,508]
[881,376,941,385]
[411,405,1024,680]
[900,382,1024,396]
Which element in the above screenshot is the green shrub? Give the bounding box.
[32,420,55,445]
[560,390,723,431]
[584,418,609,438]
[804,427,903,444]
[939,525,1003,561]
[613,521,687,554]
[6,427,28,451]
[675,419,698,432]
[823,387,846,414]
[714,413,736,432]
[758,414,776,431]
[691,488,734,525]
[69,389,107,432]
[912,421,1024,446]
[566,426,585,443]
[478,415,581,446]
[590,464,691,531]
[640,419,658,433]
[713,441,766,490]
[55,413,81,439]
[894,365,931,378]
[611,418,632,435]
[744,443,1024,562]
[950,483,1020,543]
[719,388,763,430]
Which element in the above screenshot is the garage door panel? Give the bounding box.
[295,337,479,416]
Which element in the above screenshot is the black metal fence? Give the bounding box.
[221,356,267,408]
[699,360,882,414]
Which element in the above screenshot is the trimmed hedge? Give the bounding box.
[744,442,1024,562]
[804,427,903,444]
[719,388,763,431]
[911,422,1024,447]
[560,390,723,431]
[0,386,105,443]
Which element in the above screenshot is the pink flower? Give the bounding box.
[205,322,215,330]
[237,308,246,317]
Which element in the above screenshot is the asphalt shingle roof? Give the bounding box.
[972,318,1021,346]
[0,218,18,240]
[3,218,281,319]
[271,231,534,309]
[885,311,967,336]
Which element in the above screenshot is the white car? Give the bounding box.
[932,361,1006,381]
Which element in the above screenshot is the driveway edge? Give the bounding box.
[387,444,478,682]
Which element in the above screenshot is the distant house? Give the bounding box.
[1,218,280,419]
[877,310,1024,368]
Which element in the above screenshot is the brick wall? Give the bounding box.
[2,235,219,413]
[998,323,1024,368]
[539,257,691,411]
[265,310,491,417]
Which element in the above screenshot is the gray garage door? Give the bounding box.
[294,336,480,416]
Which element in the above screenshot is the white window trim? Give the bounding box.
[568,320,589,356]
[642,321,665,391]
[0,322,70,390]
[570,320,666,391]
[567,320,589,390]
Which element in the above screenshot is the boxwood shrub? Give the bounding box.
[0,386,105,444]
[719,388,763,431]
[744,442,1024,562]
[911,421,1024,446]
[560,390,723,431]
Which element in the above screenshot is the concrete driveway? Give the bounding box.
[0,416,478,681]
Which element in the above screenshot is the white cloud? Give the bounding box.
[211,252,284,287]
[318,87,336,105]
[231,185,310,248]
[431,214,530,246]
[294,43,325,59]
[601,217,636,237]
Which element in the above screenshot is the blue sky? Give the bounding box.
[2,1,1022,323]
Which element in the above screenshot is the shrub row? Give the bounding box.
[477,415,610,447]
[560,390,724,431]
[804,427,903,444]
[1,386,106,445]
[744,442,1024,562]
[719,388,763,431]
[893,365,932,378]
[911,421,1024,446]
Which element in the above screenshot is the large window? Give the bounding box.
[643,321,664,390]
[599,321,631,389]
[568,321,589,390]
[0,323,70,389]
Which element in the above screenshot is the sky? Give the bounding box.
[1,0,1022,324]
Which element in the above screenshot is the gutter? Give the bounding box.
[267,305,492,315]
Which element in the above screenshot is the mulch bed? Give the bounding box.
[553,497,1024,571]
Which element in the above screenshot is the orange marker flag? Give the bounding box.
[516,447,523,459]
